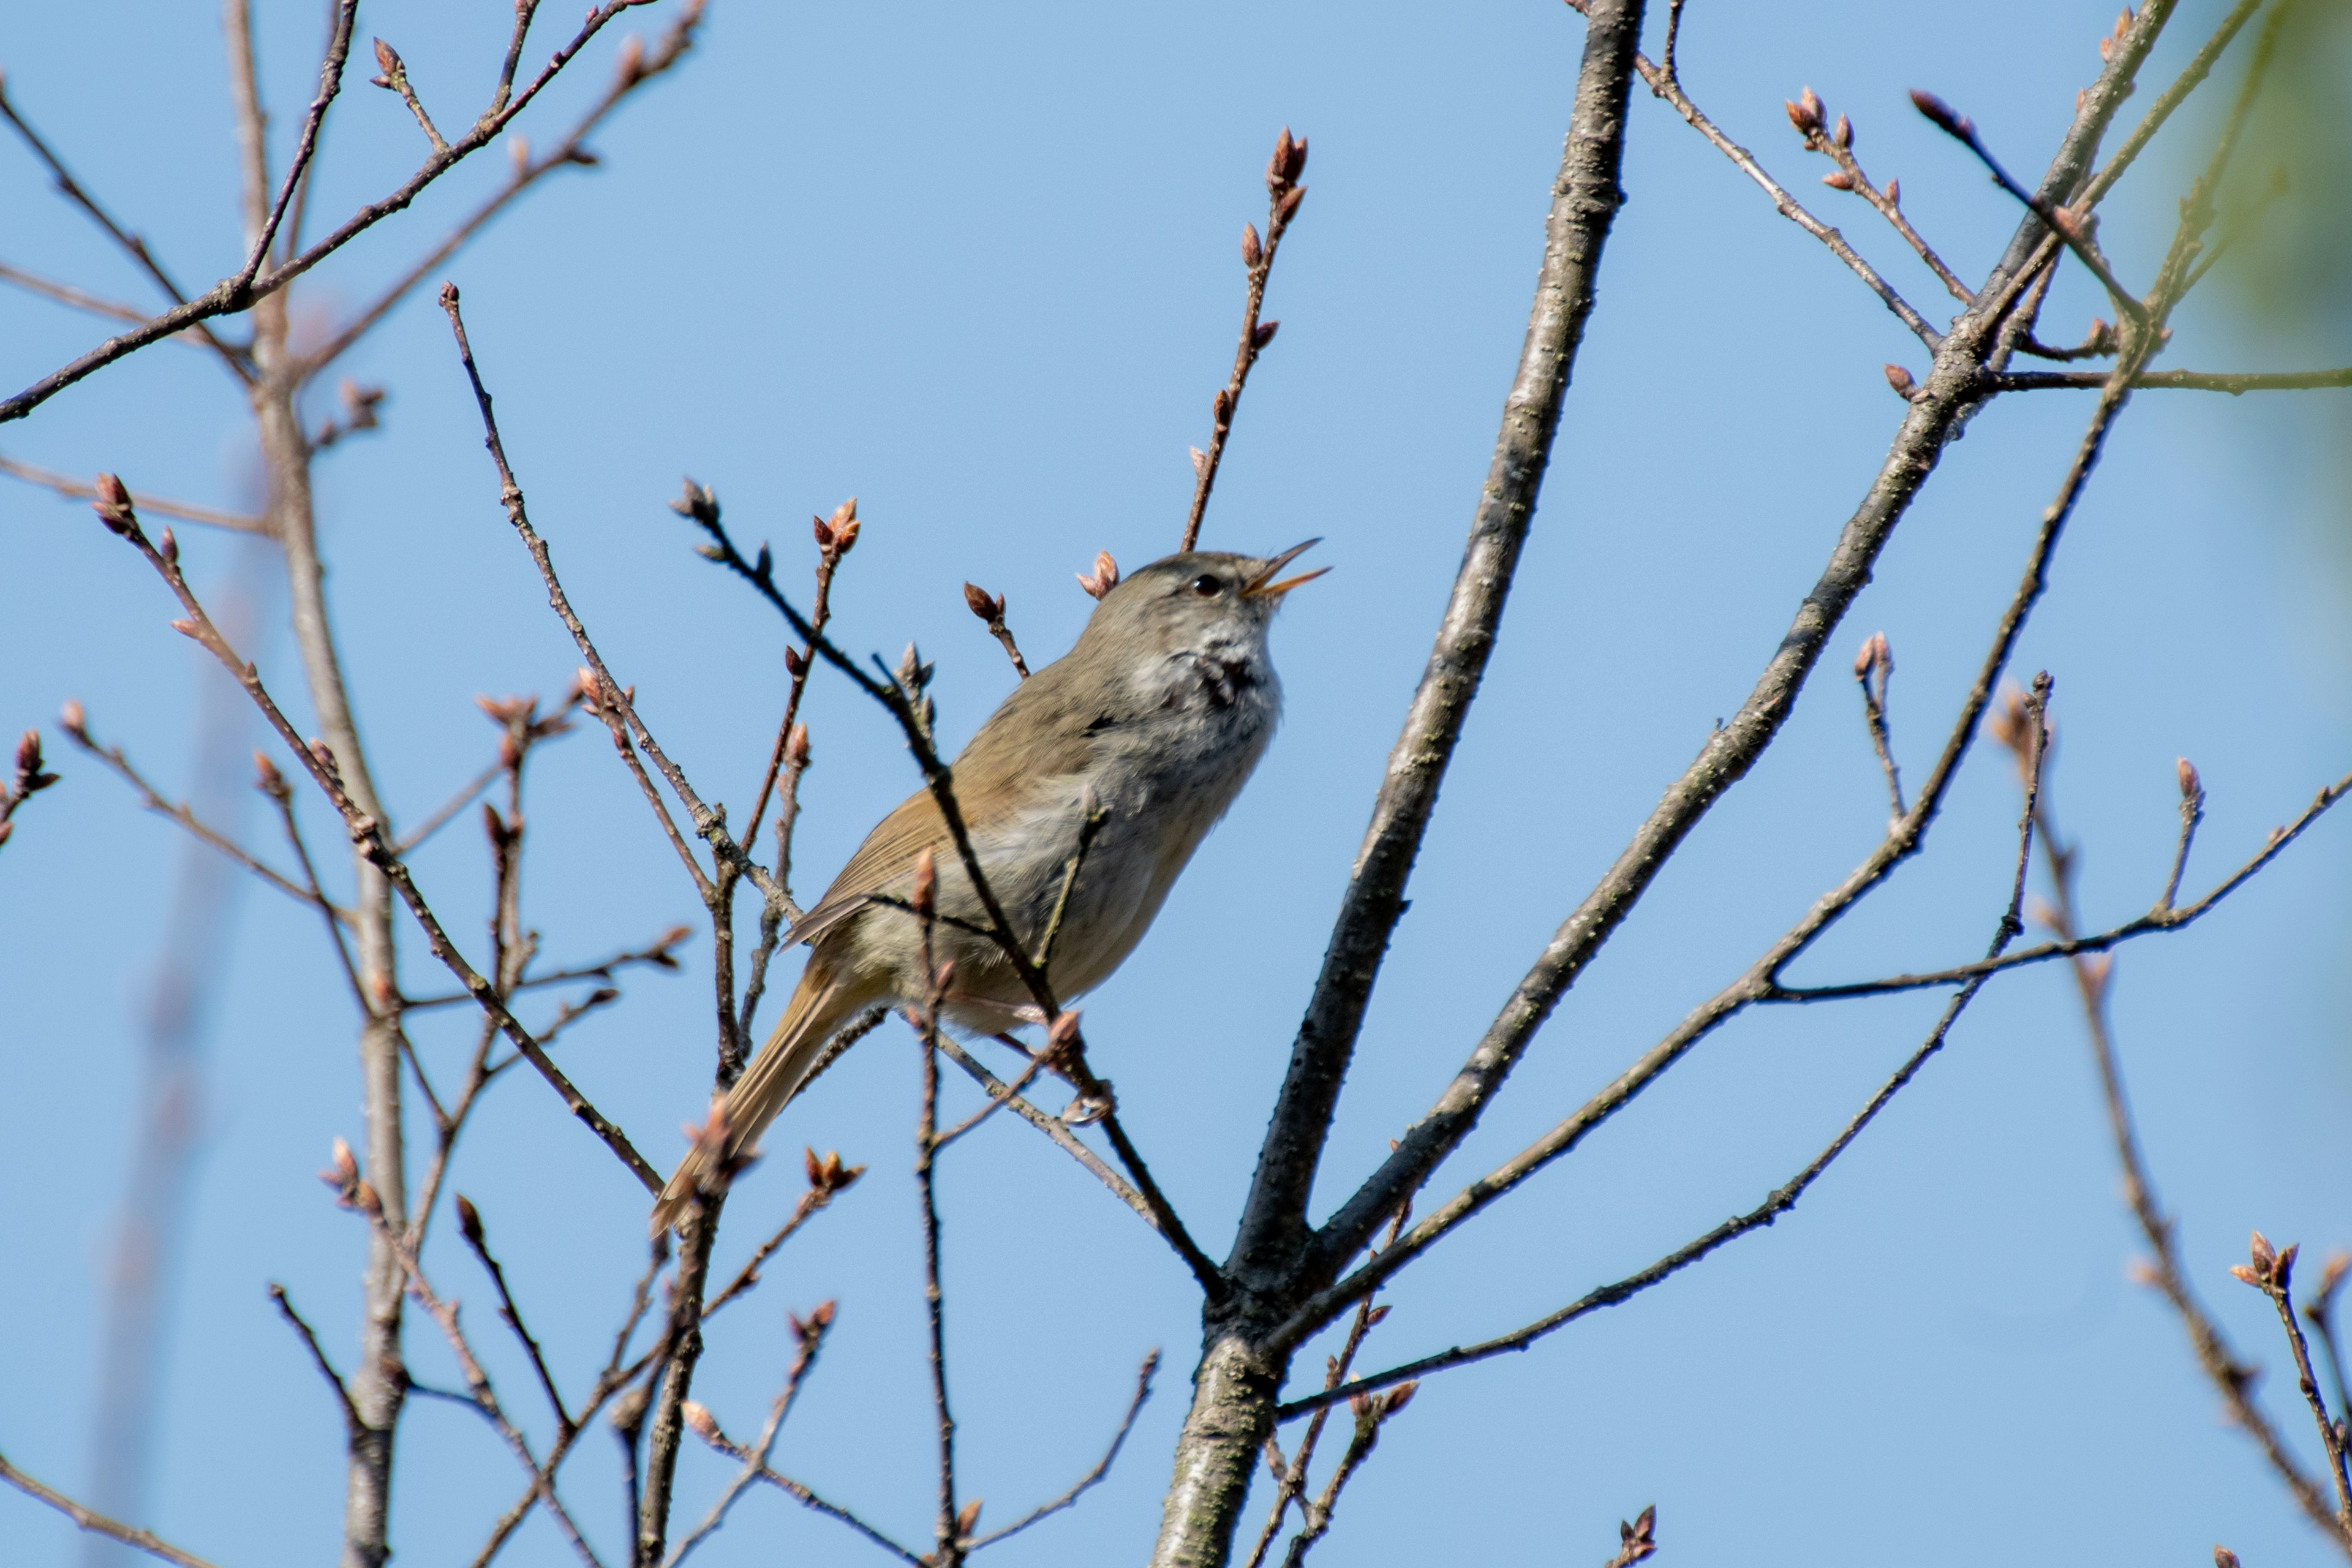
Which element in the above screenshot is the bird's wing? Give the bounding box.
[782,786,947,949]
[784,655,1110,950]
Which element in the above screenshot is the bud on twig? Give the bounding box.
[963,582,1004,622]
[1076,551,1120,600]
[956,1498,984,1541]
[1253,319,1280,349]
[454,1193,485,1246]
[59,699,87,742]
[1821,170,1856,190]
[1834,113,1852,148]
[92,472,138,535]
[1908,88,1974,142]
[1242,222,1263,269]
[1885,177,1900,206]
[254,750,287,799]
[2176,757,2201,802]
[786,722,811,767]
[1883,363,1918,401]
[911,848,937,919]
[682,1401,722,1444]
[369,37,401,89]
[2212,1548,2240,1568]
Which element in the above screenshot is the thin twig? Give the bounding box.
[454,1197,573,1434]
[91,483,661,1191]
[0,83,253,380]
[2030,750,2352,1549]
[665,1306,833,1566]
[969,1349,1159,1550]
[0,1452,226,1568]
[297,2,701,383]
[1634,40,1941,345]
[268,1283,366,1439]
[0,453,264,532]
[684,1428,925,1566]
[1182,126,1309,551]
[1989,366,2352,393]
[1285,684,2056,1420]
[59,711,341,919]
[404,926,692,1009]
[0,0,676,426]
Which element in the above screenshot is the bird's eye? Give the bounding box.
[1189,575,1223,597]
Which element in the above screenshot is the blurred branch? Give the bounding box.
[682,1426,924,1566]
[1989,366,2352,392]
[0,454,265,533]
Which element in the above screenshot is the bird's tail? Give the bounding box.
[651,957,867,1234]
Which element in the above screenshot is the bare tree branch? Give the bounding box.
[0,1451,226,1568]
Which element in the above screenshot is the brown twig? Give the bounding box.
[1248,1204,1414,1568]
[298,4,700,384]
[0,453,265,532]
[1989,366,2352,393]
[471,1235,671,1567]
[0,0,677,426]
[911,891,968,1567]
[268,1282,366,1439]
[2018,729,2352,1550]
[1181,126,1308,552]
[254,748,368,1012]
[962,581,1031,679]
[666,1303,834,1565]
[968,1349,1160,1550]
[682,1425,924,1565]
[1782,83,1973,305]
[404,926,692,1010]
[0,81,254,381]
[57,705,339,919]
[1603,1506,1659,1568]
[0,1450,226,1568]
[1285,685,2055,1420]
[1853,632,1905,821]
[701,1147,866,1321]
[1633,28,1941,345]
[89,480,661,1191]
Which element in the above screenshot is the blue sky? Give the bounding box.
[3,2,2350,1564]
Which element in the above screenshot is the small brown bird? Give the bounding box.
[653,542,1324,1231]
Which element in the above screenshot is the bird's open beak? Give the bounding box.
[1242,537,1330,599]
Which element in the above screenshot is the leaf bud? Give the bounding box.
[59,699,86,740]
[455,1193,485,1246]
[2176,757,2200,802]
[1834,113,1853,148]
[911,847,936,918]
[1242,222,1263,268]
[963,581,1001,622]
[1821,169,1855,190]
[1908,88,1973,141]
[1883,363,1918,400]
[786,722,810,767]
[1253,318,1280,349]
[682,1401,721,1444]
[955,1498,983,1540]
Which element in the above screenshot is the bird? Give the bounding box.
[652,541,1325,1232]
